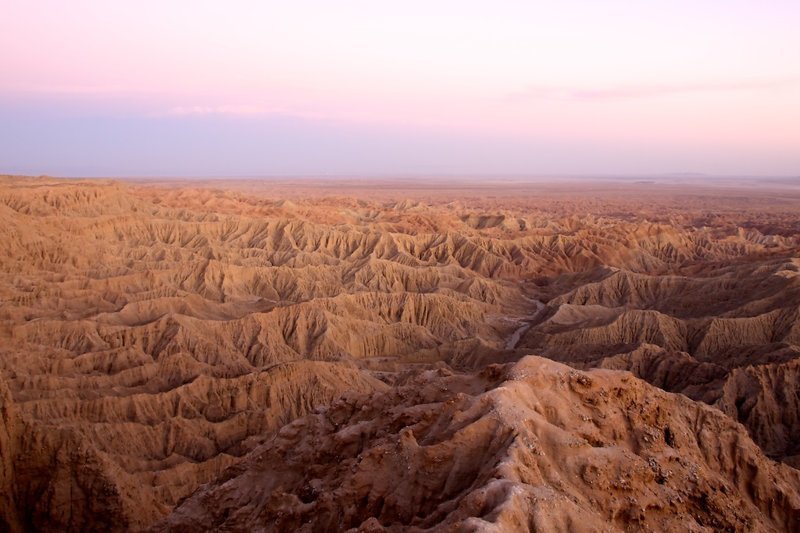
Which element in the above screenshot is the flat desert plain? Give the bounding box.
[1,175,800,531]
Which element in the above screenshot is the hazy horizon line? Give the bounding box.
[5,172,798,182]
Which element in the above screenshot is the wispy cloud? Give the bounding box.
[507,78,800,102]
[159,104,349,122]
[165,104,269,116]
[156,103,385,124]
[0,84,162,96]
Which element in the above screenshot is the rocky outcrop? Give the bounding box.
[0,379,22,533]
[715,360,800,466]
[156,358,800,532]
[0,361,385,530]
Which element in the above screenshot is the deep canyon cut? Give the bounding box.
[1,175,799,531]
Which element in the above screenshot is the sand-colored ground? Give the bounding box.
[1,175,799,531]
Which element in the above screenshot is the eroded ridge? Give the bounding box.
[1,175,799,530]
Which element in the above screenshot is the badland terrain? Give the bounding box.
[1,174,799,531]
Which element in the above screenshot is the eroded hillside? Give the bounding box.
[1,175,799,531]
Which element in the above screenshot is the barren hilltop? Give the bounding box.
[1,175,799,531]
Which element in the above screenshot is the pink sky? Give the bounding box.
[1,1,798,176]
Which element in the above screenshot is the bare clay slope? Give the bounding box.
[157,357,800,532]
[522,260,800,464]
[1,175,800,529]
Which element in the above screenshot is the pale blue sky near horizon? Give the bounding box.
[1,1,798,177]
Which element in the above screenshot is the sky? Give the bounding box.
[1,0,798,177]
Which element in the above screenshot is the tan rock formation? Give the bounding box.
[1,175,799,529]
[156,357,800,532]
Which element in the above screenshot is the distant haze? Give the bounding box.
[1,1,798,177]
